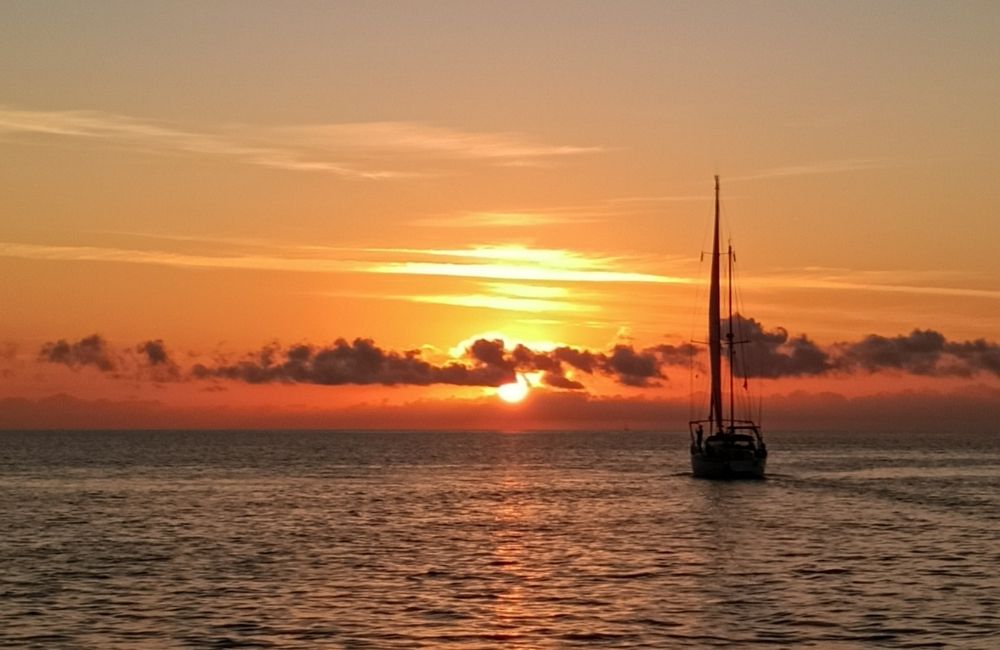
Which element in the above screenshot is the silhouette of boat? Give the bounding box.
[689,176,767,479]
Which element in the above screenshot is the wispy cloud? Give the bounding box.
[403,281,597,314]
[0,107,401,179]
[484,282,574,299]
[361,245,691,285]
[367,245,617,269]
[607,194,713,204]
[5,239,997,302]
[406,293,596,314]
[321,280,604,316]
[753,268,1000,300]
[732,158,892,182]
[0,241,361,274]
[275,121,600,160]
[410,196,712,229]
[0,240,688,285]
[411,209,607,228]
[366,262,683,284]
[0,107,599,179]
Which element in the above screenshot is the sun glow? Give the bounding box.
[449,332,563,358]
[496,375,530,403]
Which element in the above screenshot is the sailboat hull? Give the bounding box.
[691,452,766,480]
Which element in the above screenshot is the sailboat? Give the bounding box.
[689,176,768,479]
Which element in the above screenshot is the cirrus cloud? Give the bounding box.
[0,107,600,179]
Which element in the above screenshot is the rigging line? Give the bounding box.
[688,252,707,423]
[688,199,712,424]
[731,250,749,416]
[721,184,755,419]
[730,222,764,428]
[688,340,697,423]
[732,248,763,426]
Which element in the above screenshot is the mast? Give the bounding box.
[708,176,723,432]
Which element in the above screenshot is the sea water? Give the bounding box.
[1,429,998,648]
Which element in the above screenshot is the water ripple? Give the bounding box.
[0,429,998,648]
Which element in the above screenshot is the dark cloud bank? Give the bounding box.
[39,335,117,372]
[35,317,1000,392]
[38,335,180,380]
[187,337,696,389]
[37,333,696,388]
[726,315,1000,379]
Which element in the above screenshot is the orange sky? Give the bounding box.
[2,2,999,430]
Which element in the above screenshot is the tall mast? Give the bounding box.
[708,176,723,432]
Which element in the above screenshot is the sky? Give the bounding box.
[2,1,999,431]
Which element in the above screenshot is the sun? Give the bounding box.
[496,375,530,403]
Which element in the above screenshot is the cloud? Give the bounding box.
[0,107,598,179]
[539,372,585,390]
[725,315,831,378]
[1,240,693,319]
[755,268,1000,300]
[601,345,664,386]
[719,316,1000,379]
[0,241,690,290]
[511,340,697,388]
[731,158,893,182]
[946,339,1000,376]
[411,209,608,228]
[31,321,1000,394]
[476,339,697,388]
[40,333,688,391]
[835,330,1000,377]
[186,335,685,390]
[191,338,515,387]
[16,238,995,304]
[467,338,512,371]
[137,339,170,365]
[608,195,713,204]
[276,121,600,160]
[69,237,985,304]
[19,237,993,307]
[0,107,383,178]
[405,292,595,314]
[0,241,362,274]
[38,334,183,380]
[39,335,117,372]
[409,195,718,229]
[552,346,599,373]
[366,261,681,284]
[136,339,181,380]
[404,281,598,314]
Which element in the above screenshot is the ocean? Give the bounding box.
[1,429,998,648]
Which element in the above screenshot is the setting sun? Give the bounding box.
[496,375,530,404]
